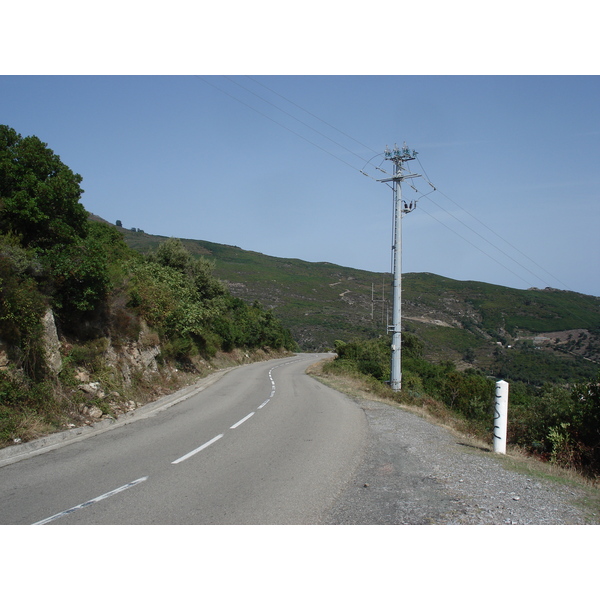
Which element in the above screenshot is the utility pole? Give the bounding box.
[378,143,420,391]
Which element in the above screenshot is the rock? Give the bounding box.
[42,309,62,374]
[104,322,160,385]
[78,382,105,398]
[0,339,9,370]
[87,406,103,419]
[74,369,90,383]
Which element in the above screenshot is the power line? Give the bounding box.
[227,76,373,166]
[246,76,380,156]
[415,203,534,287]
[423,193,550,287]
[416,156,573,291]
[196,76,362,175]
[197,76,577,294]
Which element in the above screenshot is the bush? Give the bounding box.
[0,252,47,380]
[124,241,296,360]
[326,336,600,475]
[439,369,495,424]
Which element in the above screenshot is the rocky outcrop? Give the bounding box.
[42,309,62,375]
[0,339,9,371]
[104,321,161,385]
[0,309,63,374]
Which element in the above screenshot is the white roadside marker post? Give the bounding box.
[493,380,509,454]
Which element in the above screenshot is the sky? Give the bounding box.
[4,72,596,585]
[2,74,598,296]
[1,4,599,301]
[3,0,597,585]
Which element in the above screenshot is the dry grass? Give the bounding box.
[11,409,60,443]
[307,357,600,502]
[307,358,491,445]
[1,347,296,449]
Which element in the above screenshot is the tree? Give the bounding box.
[0,125,111,321]
[0,125,87,250]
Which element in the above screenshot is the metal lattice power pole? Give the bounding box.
[378,144,420,391]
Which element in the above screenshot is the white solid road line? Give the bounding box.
[32,476,149,525]
[171,434,224,465]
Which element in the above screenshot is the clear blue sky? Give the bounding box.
[3,0,596,586]
[2,74,599,296]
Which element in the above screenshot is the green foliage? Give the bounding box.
[88,220,134,264]
[505,376,600,476]
[327,335,600,475]
[64,338,109,371]
[547,423,577,468]
[329,334,494,429]
[149,237,227,301]
[0,126,122,335]
[567,375,600,472]
[439,369,495,422]
[0,127,299,450]
[334,337,391,381]
[213,298,296,352]
[0,403,19,443]
[493,344,597,385]
[0,239,47,379]
[126,259,214,336]
[41,238,110,314]
[39,220,133,322]
[124,239,296,360]
[0,124,88,249]
[333,333,424,384]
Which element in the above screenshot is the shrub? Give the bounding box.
[0,253,47,380]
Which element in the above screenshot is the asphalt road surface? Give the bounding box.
[0,354,367,525]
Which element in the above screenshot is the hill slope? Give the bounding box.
[100,216,600,381]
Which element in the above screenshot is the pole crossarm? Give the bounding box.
[377,173,421,183]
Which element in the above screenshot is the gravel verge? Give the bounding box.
[318,387,599,525]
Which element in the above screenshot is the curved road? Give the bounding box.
[0,354,367,525]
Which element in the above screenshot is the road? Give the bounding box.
[0,354,367,525]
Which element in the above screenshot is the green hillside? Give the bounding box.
[114,221,389,349]
[112,218,600,381]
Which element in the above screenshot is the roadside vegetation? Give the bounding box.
[0,125,296,447]
[322,334,600,480]
[3,122,598,487]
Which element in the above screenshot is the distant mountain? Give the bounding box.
[93,215,600,380]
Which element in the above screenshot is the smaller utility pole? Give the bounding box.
[378,143,420,391]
